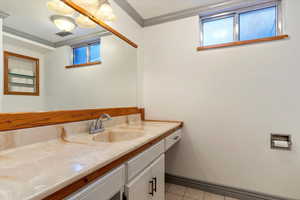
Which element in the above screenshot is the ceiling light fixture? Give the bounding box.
[47,0,117,31]
[96,1,116,22]
[47,0,75,15]
[50,15,77,32]
[73,0,100,8]
[75,14,97,28]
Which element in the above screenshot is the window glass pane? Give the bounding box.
[73,46,87,65]
[203,16,234,46]
[239,6,276,41]
[89,43,101,62]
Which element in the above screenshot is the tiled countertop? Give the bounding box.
[0,121,181,200]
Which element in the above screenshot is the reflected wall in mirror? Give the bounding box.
[0,0,138,113]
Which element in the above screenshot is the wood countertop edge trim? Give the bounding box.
[144,119,184,127]
[0,107,141,132]
[43,123,183,200]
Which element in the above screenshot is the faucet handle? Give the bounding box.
[90,120,97,131]
[100,113,112,120]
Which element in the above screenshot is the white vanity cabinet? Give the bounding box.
[65,165,125,200]
[125,154,165,200]
[165,129,182,151]
[125,128,182,200]
[65,128,182,200]
[126,140,165,182]
[150,154,165,200]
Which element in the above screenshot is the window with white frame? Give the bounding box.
[73,41,101,65]
[199,1,283,47]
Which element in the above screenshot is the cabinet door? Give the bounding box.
[126,164,153,200]
[151,154,165,200]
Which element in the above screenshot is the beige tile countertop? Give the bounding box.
[0,121,181,200]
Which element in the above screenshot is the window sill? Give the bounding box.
[4,91,39,96]
[197,35,289,51]
[65,61,102,69]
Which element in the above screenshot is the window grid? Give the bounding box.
[73,42,101,65]
[199,0,282,46]
[202,16,235,46]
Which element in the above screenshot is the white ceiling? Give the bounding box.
[126,0,227,19]
[0,0,104,44]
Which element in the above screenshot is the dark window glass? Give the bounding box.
[239,7,276,41]
[203,16,234,46]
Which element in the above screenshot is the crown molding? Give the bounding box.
[3,26,55,47]
[113,0,144,27]
[3,32,56,52]
[2,0,276,46]
[3,26,112,49]
[143,0,276,26]
[0,10,9,19]
[115,0,276,27]
[54,30,112,47]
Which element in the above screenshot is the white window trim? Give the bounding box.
[199,0,283,47]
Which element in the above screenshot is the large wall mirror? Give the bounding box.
[0,0,139,113]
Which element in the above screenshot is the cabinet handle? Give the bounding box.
[149,180,154,196]
[173,136,179,140]
[153,177,157,192]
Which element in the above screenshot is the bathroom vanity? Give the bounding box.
[0,115,182,200]
[65,126,182,200]
[0,1,184,199]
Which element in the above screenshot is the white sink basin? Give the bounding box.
[93,129,145,143]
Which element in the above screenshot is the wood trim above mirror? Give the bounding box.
[61,0,138,48]
[0,107,143,132]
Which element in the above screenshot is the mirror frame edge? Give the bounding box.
[61,0,138,48]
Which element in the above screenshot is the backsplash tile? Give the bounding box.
[0,132,19,151]
[18,126,59,147]
[0,114,141,152]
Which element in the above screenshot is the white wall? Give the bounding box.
[142,0,300,199]
[0,19,3,112]
[2,36,47,112]
[110,0,144,107]
[45,36,138,110]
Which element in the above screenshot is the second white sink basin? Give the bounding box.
[93,129,145,143]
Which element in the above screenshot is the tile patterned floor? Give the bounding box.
[165,183,239,200]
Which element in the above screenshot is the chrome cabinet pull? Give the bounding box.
[149,180,154,196]
[153,177,157,192]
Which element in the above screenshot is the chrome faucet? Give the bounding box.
[89,113,112,134]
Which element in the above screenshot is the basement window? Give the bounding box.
[68,41,101,68]
[198,1,287,50]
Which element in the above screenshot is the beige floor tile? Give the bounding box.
[166,193,183,200]
[204,192,224,200]
[166,183,172,192]
[168,184,187,196]
[183,197,196,200]
[225,197,239,200]
[184,187,205,199]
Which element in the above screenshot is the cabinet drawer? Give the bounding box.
[165,129,182,151]
[126,140,164,182]
[65,165,125,200]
